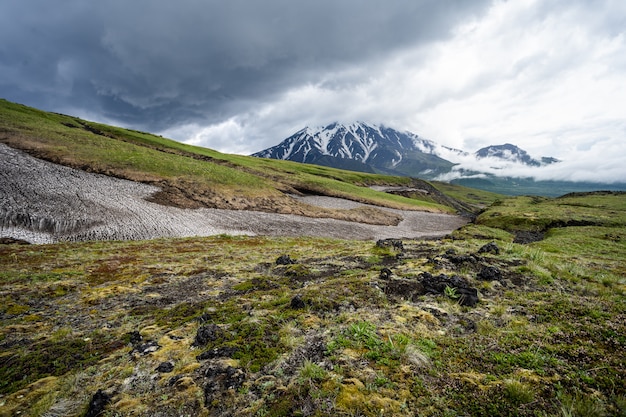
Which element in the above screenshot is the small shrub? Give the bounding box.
[298,360,327,383]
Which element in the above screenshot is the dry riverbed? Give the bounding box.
[0,144,468,243]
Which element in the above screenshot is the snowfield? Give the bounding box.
[0,144,467,243]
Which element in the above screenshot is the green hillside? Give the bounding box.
[0,99,493,218]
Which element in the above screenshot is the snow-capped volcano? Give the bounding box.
[253,122,457,176]
[252,123,562,190]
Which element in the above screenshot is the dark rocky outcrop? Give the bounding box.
[83,389,111,417]
[478,242,500,255]
[383,278,425,302]
[379,268,393,280]
[276,254,296,265]
[477,266,503,282]
[127,331,161,356]
[420,272,479,307]
[199,364,246,410]
[127,331,142,345]
[0,237,30,245]
[376,239,404,252]
[196,346,239,361]
[192,324,222,347]
[290,294,307,309]
[445,253,479,265]
[132,340,161,356]
[513,231,545,244]
[156,361,175,373]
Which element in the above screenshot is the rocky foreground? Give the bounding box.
[0,143,467,244]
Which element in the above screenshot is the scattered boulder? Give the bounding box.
[168,375,184,387]
[199,364,246,409]
[276,254,296,265]
[376,239,404,252]
[192,324,222,347]
[84,389,111,417]
[383,278,426,302]
[419,272,479,307]
[379,268,393,280]
[452,287,479,307]
[196,312,213,323]
[477,266,503,282]
[156,361,175,373]
[290,294,306,309]
[171,376,196,392]
[127,331,142,345]
[196,346,239,361]
[478,242,500,255]
[133,340,161,355]
[445,254,478,264]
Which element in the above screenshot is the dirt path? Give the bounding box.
[0,144,468,243]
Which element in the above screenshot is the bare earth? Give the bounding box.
[0,144,468,243]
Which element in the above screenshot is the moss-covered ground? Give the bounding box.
[1,192,624,416]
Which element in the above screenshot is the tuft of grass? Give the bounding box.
[502,379,535,406]
[298,360,327,383]
[560,392,607,417]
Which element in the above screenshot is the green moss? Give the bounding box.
[233,277,280,292]
[282,264,312,278]
[4,303,29,315]
[0,334,120,394]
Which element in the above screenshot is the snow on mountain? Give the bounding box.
[476,143,539,166]
[254,122,413,163]
[253,122,460,175]
[253,123,559,181]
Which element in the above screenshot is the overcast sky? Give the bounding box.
[2,0,625,182]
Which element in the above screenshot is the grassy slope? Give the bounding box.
[1,192,624,416]
[432,180,504,208]
[0,99,484,216]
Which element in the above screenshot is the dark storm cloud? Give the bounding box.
[0,0,491,130]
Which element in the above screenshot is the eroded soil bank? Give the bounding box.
[0,144,468,243]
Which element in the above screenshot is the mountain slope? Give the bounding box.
[252,123,568,181]
[253,122,456,177]
[254,123,626,196]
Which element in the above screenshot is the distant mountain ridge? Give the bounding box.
[253,122,556,179]
[475,143,559,167]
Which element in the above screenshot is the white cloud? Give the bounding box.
[172,0,626,183]
[161,118,250,155]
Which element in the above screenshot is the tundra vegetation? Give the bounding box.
[1,192,624,416]
[0,100,625,416]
